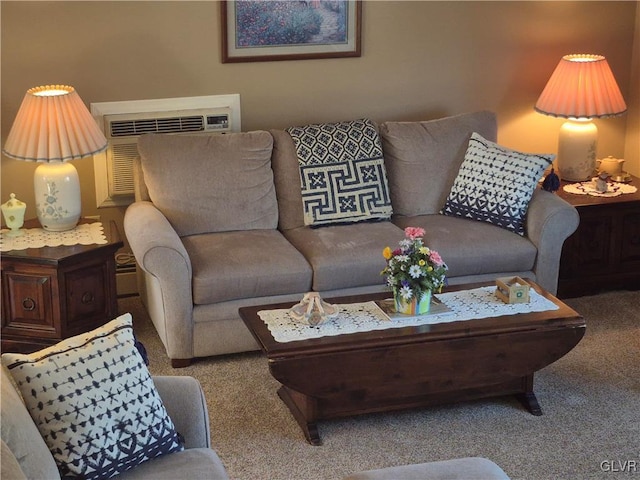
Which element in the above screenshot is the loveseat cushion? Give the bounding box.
[379,111,497,216]
[393,214,536,277]
[343,457,510,480]
[286,119,393,227]
[138,131,277,237]
[441,132,553,235]
[1,439,27,480]
[2,314,183,480]
[183,229,313,305]
[1,367,61,480]
[114,448,229,480]
[283,222,405,291]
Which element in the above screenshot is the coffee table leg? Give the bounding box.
[517,392,543,415]
[277,386,322,446]
[517,375,543,416]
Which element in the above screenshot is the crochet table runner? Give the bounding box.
[0,222,107,252]
[258,286,559,343]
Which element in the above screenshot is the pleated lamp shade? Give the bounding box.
[535,54,627,119]
[3,85,107,162]
[2,85,108,231]
[534,55,627,182]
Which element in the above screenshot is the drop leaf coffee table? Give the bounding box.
[239,281,585,445]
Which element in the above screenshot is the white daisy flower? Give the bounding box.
[400,286,413,300]
[409,265,422,279]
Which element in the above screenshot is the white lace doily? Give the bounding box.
[563,181,637,197]
[258,286,559,343]
[0,222,107,252]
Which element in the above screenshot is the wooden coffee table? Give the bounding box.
[239,281,585,445]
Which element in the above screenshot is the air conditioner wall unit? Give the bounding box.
[91,94,241,208]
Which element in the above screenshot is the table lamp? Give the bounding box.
[535,54,627,182]
[2,85,108,231]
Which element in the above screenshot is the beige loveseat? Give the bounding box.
[125,111,579,367]
[1,371,229,479]
[2,360,508,480]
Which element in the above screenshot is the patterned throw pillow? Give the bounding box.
[441,132,553,235]
[1,314,183,480]
[287,119,393,226]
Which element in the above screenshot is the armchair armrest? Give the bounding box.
[124,202,194,361]
[152,376,210,449]
[525,188,579,294]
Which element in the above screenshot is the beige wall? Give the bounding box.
[2,1,638,237]
[625,1,640,177]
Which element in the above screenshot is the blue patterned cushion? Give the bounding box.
[1,314,183,480]
[441,133,553,235]
[287,119,393,226]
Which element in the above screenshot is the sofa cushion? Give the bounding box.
[1,367,60,480]
[271,129,307,231]
[380,111,497,216]
[286,119,393,226]
[283,222,405,291]
[441,133,553,235]
[138,131,277,237]
[1,314,183,480]
[393,214,537,277]
[182,230,313,305]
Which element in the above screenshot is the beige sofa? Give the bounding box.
[125,111,579,367]
[1,371,229,480]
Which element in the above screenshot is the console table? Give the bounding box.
[1,219,123,353]
[556,174,640,298]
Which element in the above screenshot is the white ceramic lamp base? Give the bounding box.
[556,119,598,182]
[34,161,81,231]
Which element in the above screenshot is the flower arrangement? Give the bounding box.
[381,227,448,305]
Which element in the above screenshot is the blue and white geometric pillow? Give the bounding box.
[287,119,393,227]
[441,132,553,235]
[1,314,183,480]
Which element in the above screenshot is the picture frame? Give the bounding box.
[221,1,362,63]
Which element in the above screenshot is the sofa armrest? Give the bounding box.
[525,188,579,294]
[153,376,211,449]
[124,202,194,360]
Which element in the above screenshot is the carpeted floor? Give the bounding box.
[121,289,640,480]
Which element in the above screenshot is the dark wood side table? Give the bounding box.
[556,174,640,298]
[1,219,123,353]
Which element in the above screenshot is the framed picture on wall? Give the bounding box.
[221,0,362,63]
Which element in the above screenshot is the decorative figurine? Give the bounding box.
[289,292,339,326]
[594,172,610,193]
[1,193,27,236]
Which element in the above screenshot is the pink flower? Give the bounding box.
[404,227,425,240]
[429,250,444,266]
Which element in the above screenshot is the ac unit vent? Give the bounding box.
[91,94,241,208]
[110,115,205,137]
[109,143,137,194]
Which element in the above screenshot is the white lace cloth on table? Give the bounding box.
[0,222,107,252]
[258,286,560,343]
[563,181,637,197]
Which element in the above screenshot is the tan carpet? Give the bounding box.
[122,289,640,480]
